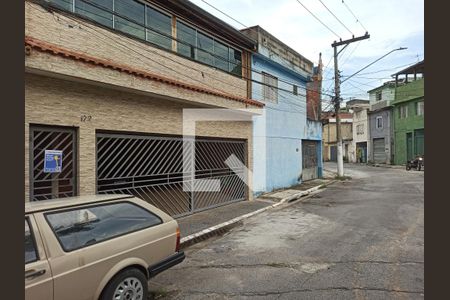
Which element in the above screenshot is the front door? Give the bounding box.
[302,140,319,181]
[406,132,413,161]
[25,216,53,300]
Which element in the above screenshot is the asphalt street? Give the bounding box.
[150,163,424,299]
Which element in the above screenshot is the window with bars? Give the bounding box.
[262,72,278,103]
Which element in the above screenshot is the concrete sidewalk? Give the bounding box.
[177,178,335,248]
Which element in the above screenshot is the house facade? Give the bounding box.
[25,0,264,217]
[321,112,353,162]
[367,81,396,164]
[392,61,424,164]
[240,26,322,195]
[347,99,370,163]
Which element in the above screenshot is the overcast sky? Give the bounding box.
[189,0,424,105]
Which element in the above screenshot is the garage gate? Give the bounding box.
[96,133,247,218]
[373,138,386,163]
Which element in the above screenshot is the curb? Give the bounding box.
[179,180,337,249]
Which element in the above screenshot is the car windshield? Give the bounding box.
[46,202,162,251]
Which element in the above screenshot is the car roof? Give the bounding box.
[25,194,134,214]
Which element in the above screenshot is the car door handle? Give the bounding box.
[25,269,46,279]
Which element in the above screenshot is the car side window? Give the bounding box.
[45,202,163,252]
[25,218,38,264]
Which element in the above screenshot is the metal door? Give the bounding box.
[96,133,247,218]
[414,129,424,156]
[302,140,318,181]
[30,125,77,201]
[330,145,337,162]
[373,138,385,163]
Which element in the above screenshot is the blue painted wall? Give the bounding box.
[252,53,311,195]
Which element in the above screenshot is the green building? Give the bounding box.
[392,61,424,165]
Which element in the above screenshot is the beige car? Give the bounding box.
[25,194,185,300]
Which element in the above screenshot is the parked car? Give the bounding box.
[25,194,185,300]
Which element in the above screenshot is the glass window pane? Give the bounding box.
[214,40,229,71]
[25,219,38,264]
[177,21,196,59]
[114,0,145,40]
[197,32,214,65]
[146,6,172,50]
[229,48,242,76]
[75,0,113,28]
[50,0,74,11]
[46,202,162,252]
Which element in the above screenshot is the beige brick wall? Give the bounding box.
[25,73,253,202]
[25,1,248,99]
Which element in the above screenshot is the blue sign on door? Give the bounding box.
[44,150,63,173]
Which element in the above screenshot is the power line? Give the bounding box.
[317,0,353,36]
[295,0,341,39]
[196,0,248,28]
[30,2,334,117]
[341,0,368,33]
[42,0,337,99]
[31,2,315,115]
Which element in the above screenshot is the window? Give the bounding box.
[25,219,38,264]
[45,202,162,252]
[399,105,408,119]
[114,0,145,40]
[229,48,242,76]
[214,40,229,71]
[75,0,113,28]
[197,32,214,65]
[177,21,197,59]
[376,116,383,129]
[48,0,242,76]
[262,72,278,103]
[293,85,298,96]
[146,6,172,50]
[416,101,424,116]
[376,91,382,101]
[356,124,364,135]
[50,0,73,11]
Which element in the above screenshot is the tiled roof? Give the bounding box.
[25,36,264,108]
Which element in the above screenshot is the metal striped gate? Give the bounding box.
[96,133,247,218]
[30,125,77,201]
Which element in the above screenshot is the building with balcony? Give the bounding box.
[25,0,264,217]
[367,81,396,164]
[391,60,424,164]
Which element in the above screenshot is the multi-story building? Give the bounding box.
[347,99,370,163]
[321,111,353,162]
[367,81,396,164]
[240,26,322,195]
[25,0,264,217]
[392,60,424,164]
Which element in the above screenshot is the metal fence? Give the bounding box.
[30,125,77,201]
[96,133,247,218]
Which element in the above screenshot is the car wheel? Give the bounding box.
[101,268,148,300]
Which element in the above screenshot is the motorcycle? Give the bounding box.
[406,155,424,171]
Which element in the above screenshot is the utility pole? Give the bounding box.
[332,33,370,176]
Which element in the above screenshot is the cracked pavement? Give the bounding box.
[150,164,424,299]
